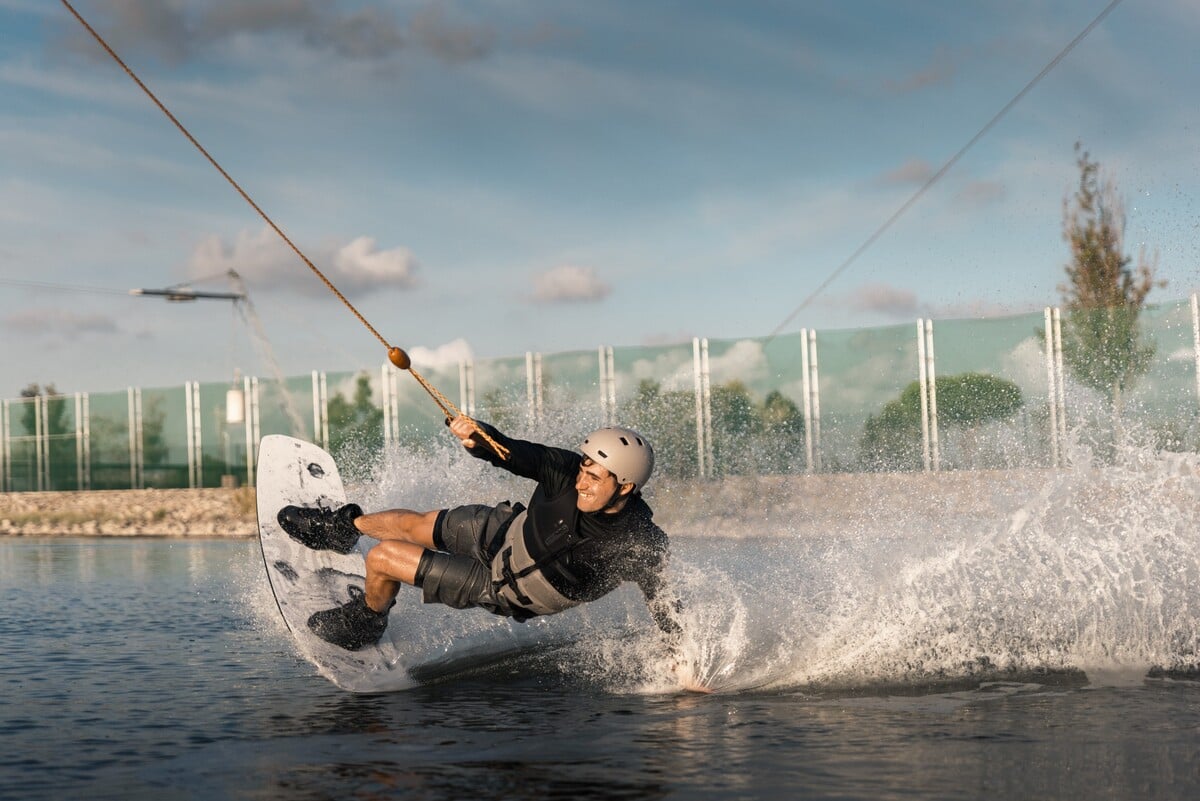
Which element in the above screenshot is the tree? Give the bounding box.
[708,380,763,475]
[619,379,699,478]
[619,380,808,477]
[1059,142,1163,415]
[327,373,383,465]
[17,383,75,489]
[860,373,1024,471]
[82,393,170,488]
[757,390,806,473]
[478,388,522,434]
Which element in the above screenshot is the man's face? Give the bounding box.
[575,457,624,513]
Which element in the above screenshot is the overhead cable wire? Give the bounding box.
[765,0,1128,342]
[0,277,131,296]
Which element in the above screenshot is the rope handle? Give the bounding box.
[393,350,509,459]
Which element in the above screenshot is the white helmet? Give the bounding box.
[580,426,655,490]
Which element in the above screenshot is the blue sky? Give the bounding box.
[1,0,1198,400]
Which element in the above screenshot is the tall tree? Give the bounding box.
[757,390,806,473]
[1059,142,1163,415]
[327,373,384,464]
[18,383,76,489]
[619,379,699,478]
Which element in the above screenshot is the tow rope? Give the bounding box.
[61,0,508,460]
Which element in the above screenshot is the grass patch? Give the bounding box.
[231,487,257,516]
[3,510,114,526]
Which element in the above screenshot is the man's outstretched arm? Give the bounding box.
[640,566,683,649]
[447,415,575,483]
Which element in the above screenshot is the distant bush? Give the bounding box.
[860,372,1023,471]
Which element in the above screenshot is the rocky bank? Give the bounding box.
[0,470,1056,539]
[0,487,259,538]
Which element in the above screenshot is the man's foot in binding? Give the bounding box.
[307,586,390,650]
[278,503,363,553]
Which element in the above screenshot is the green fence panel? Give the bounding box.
[139,385,188,489]
[927,312,1050,471]
[1123,299,1200,448]
[9,298,1200,493]
[87,390,133,490]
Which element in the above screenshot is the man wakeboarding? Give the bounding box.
[278,415,682,656]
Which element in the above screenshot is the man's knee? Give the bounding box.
[365,540,426,585]
[404,509,440,545]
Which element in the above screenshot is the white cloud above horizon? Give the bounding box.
[2,307,120,338]
[186,227,418,295]
[531,265,611,304]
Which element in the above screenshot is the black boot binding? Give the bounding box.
[307,586,390,650]
[278,503,363,553]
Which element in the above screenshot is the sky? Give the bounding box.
[1,0,1198,401]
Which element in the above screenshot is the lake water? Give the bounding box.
[2,535,1199,801]
[4,452,1200,799]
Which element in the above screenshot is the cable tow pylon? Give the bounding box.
[60,0,508,460]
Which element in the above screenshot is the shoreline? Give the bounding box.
[0,487,259,538]
[0,469,1059,539]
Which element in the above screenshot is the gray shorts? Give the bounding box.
[420,502,523,616]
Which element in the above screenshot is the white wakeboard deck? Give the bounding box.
[256,434,408,691]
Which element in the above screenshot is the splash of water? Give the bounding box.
[249,425,1200,694]
[699,436,1200,692]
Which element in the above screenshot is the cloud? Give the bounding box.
[55,0,495,66]
[407,338,474,370]
[0,1,49,14]
[630,349,695,393]
[57,0,407,65]
[837,285,1032,321]
[640,330,698,347]
[879,158,934,186]
[930,298,1040,319]
[1000,337,1053,396]
[846,283,921,317]
[531,265,611,304]
[409,5,496,64]
[186,227,418,295]
[186,227,295,286]
[955,180,1007,207]
[333,236,419,291]
[58,0,196,66]
[883,47,956,93]
[705,339,769,386]
[625,338,769,393]
[3,307,120,338]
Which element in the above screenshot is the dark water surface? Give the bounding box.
[2,538,1199,801]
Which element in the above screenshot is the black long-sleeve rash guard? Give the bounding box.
[466,421,680,637]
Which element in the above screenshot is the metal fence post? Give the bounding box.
[925,320,939,472]
[1,400,8,492]
[692,338,706,478]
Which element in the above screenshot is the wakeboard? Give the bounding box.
[256,434,406,690]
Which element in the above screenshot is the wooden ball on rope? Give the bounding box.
[388,347,411,371]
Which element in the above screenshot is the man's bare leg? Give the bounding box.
[353,509,439,549]
[362,540,427,613]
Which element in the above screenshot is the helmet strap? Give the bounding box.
[599,483,634,513]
